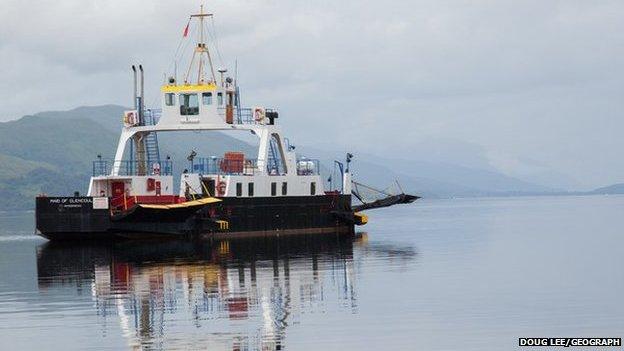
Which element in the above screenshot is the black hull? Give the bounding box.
[36,195,354,241]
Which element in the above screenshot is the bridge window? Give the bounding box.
[310,182,316,195]
[179,93,199,115]
[236,182,242,197]
[202,92,212,105]
[271,182,277,196]
[248,183,254,197]
[165,93,175,106]
[217,92,223,106]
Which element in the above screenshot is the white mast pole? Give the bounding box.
[198,4,204,84]
[188,5,216,84]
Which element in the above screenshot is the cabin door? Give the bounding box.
[225,92,234,124]
[203,179,216,197]
[111,182,125,198]
[155,181,161,196]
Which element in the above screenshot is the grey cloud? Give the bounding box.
[1,0,623,188]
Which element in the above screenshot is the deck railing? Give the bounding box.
[93,160,173,177]
[192,157,258,175]
[190,157,320,176]
[93,158,318,177]
[217,107,278,125]
[144,109,161,125]
[144,106,275,125]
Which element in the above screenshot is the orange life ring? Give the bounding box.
[152,162,161,175]
[217,181,226,196]
[253,107,265,122]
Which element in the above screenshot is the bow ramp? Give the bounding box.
[351,181,419,212]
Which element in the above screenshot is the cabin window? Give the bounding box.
[282,182,288,196]
[271,182,277,196]
[236,182,242,197]
[202,92,212,105]
[310,182,316,195]
[179,93,199,115]
[248,183,254,197]
[217,92,223,106]
[165,93,175,106]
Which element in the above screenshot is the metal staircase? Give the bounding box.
[144,109,161,166]
[268,138,280,174]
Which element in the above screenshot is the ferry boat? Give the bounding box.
[35,7,417,241]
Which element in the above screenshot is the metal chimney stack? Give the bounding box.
[132,65,137,110]
[139,65,145,126]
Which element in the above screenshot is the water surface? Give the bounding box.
[0,196,623,350]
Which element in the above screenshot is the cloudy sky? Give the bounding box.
[1,0,623,189]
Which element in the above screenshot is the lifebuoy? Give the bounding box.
[123,110,139,127]
[152,162,161,175]
[253,107,266,122]
[217,181,226,196]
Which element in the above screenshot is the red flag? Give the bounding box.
[183,22,190,37]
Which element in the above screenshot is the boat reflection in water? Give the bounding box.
[36,233,416,350]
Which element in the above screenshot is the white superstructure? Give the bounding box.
[87,7,351,208]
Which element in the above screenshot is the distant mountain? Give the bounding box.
[297,147,556,198]
[0,105,561,210]
[588,183,624,195]
[0,109,123,209]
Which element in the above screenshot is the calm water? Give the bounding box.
[0,196,623,350]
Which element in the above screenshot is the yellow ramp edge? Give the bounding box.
[139,197,221,210]
[354,212,368,225]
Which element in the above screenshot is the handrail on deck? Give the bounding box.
[217,107,278,125]
[93,159,173,176]
[192,157,257,175]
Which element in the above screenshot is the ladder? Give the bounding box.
[268,138,280,174]
[143,109,161,167]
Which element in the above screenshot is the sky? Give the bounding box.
[1,0,623,190]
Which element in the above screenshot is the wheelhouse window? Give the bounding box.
[282,182,288,196]
[271,182,277,196]
[179,93,199,115]
[248,183,254,197]
[310,182,316,195]
[236,182,242,197]
[165,93,175,106]
[217,92,223,106]
[202,92,212,105]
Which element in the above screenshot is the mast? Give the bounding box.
[184,5,216,85]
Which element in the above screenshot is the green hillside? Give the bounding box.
[0,154,56,180]
[0,114,118,173]
[0,110,120,210]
